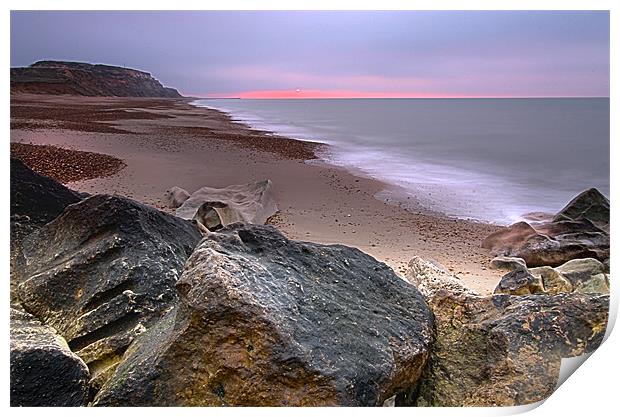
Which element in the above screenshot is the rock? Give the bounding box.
[175,180,278,231]
[10,308,90,406]
[553,188,610,232]
[94,224,433,406]
[164,186,190,209]
[10,156,81,225]
[528,266,573,294]
[493,268,544,295]
[482,221,540,252]
[11,218,40,308]
[521,211,554,223]
[519,258,608,295]
[575,273,610,294]
[10,157,82,306]
[405,256,479,298]
[556,258,606,287]
[410,292,609,406]
[193,200,235,231]
[482,189,609,267]
[17,195,201,392]
[496,257,608,296]
[489,256,527,271]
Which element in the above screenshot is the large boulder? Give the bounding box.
[17,195,201,392]
[175,180,278,231]
[410,291,609,406]
[553,188,610,232]
[10,157,82,306]
[10,308,90,406]
[482,188,609,267]
[10,156,81,225]
[94,224,433,406]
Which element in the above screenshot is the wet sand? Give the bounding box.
[10,93,505,293]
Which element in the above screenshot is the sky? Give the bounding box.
[10,10,610,98]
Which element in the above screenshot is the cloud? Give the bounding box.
[11,10,609,97]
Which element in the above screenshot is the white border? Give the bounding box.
[3,1,617,415]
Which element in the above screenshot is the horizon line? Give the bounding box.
[195,89,609,100]
[192,95,610,100]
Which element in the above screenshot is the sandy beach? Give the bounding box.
[10,93,504,293]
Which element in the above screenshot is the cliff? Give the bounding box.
[10,61,182,98]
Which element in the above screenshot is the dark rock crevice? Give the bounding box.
[68,312,141,353]
[15,194,202,396]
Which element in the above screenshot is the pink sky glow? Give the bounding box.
[203,89,599,99]
[205,90,467,99]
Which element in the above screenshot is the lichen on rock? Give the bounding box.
[94,224,434,406]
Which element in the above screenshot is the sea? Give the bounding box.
[192,98,609,225]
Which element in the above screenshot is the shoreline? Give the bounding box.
[192,97,610,227]
[189,99,505,226]
[10,93,505,293]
